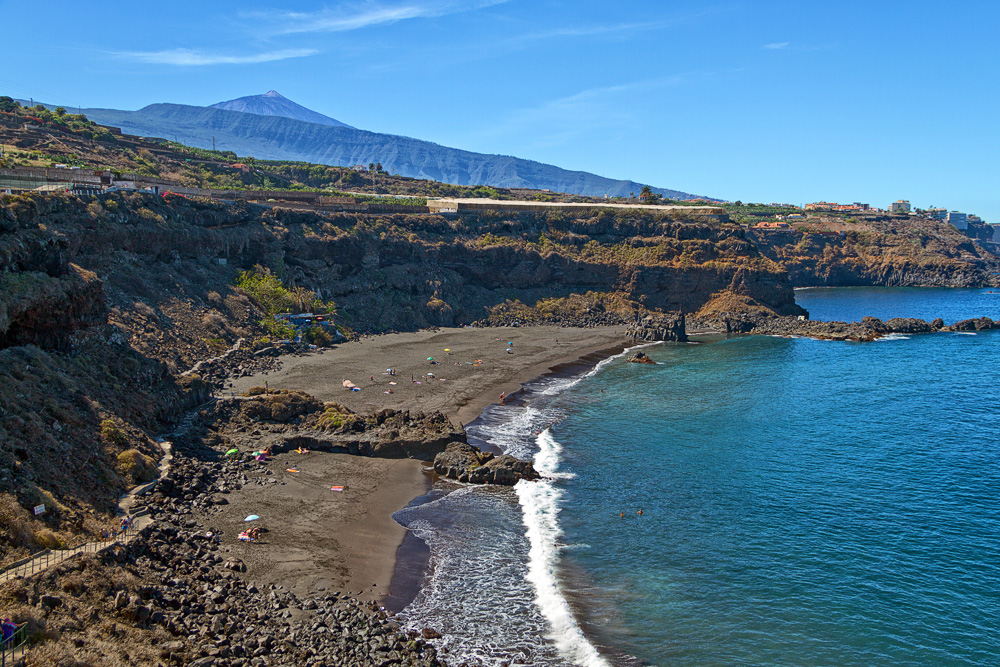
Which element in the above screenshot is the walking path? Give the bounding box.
[0,441,173,585]
[180,337,245,378]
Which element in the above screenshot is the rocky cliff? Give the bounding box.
[748,222,1000,288]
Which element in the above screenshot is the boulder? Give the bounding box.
[40,594,63,610]
[626,351,656,364]
[224,558,246,572]
[433,442,538,485]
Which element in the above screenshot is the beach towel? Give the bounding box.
[330,486,345,492]
[286,468,299,473]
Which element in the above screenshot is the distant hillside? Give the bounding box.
[210,90,353,129]
[79,103,706,200]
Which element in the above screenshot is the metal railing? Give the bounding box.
[0,623,30,667]
[0,525,135,584]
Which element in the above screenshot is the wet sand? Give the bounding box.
[218,326,630,603]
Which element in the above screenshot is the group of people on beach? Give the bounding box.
[238,526,262,542]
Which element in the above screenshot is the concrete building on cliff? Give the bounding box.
[947,211,968,230]
[890,200,911,213]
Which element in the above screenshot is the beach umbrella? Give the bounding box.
[244,515,260,522]
[427,357,434,360]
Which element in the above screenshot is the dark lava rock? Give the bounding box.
[433,442,539,485]
[626,351,656,364]
[627,312,687,342]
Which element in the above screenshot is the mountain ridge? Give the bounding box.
[78,102,709,200]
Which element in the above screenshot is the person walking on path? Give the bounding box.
[2,617,17,648]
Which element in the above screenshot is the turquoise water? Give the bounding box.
[551,289,1000,666]
[796,286,1000,324]
[399,288,1000,666]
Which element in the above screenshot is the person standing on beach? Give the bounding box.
[500,392,505,405]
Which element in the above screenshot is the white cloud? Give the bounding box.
[472,74,696,150]
[263,0,510,35]
[519,22,651,41]
[763,42,789,49]
[115,48,319,66]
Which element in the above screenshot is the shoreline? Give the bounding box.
[224,326,631,606]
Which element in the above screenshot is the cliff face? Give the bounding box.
[4,194,802,337]
[749,223,1000,288]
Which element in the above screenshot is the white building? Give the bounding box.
[889,200,911,213]
[947,211,968,230]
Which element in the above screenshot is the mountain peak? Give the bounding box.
[210,91,352,129]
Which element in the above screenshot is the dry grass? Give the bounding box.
[0,553,173,667]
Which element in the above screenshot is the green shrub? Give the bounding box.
[100,419,128,446]
[303,325,333,347]
[116,449,157,483]
[264,318,297,340]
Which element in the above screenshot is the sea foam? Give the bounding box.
[515,429,611,667]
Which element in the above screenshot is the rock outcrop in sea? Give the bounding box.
[747,315,1000,341]
[433,442,540,485]
[626,351,657,364]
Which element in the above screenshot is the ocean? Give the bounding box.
[395,287,1000,666]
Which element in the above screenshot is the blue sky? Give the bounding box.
[2,0,998,219]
